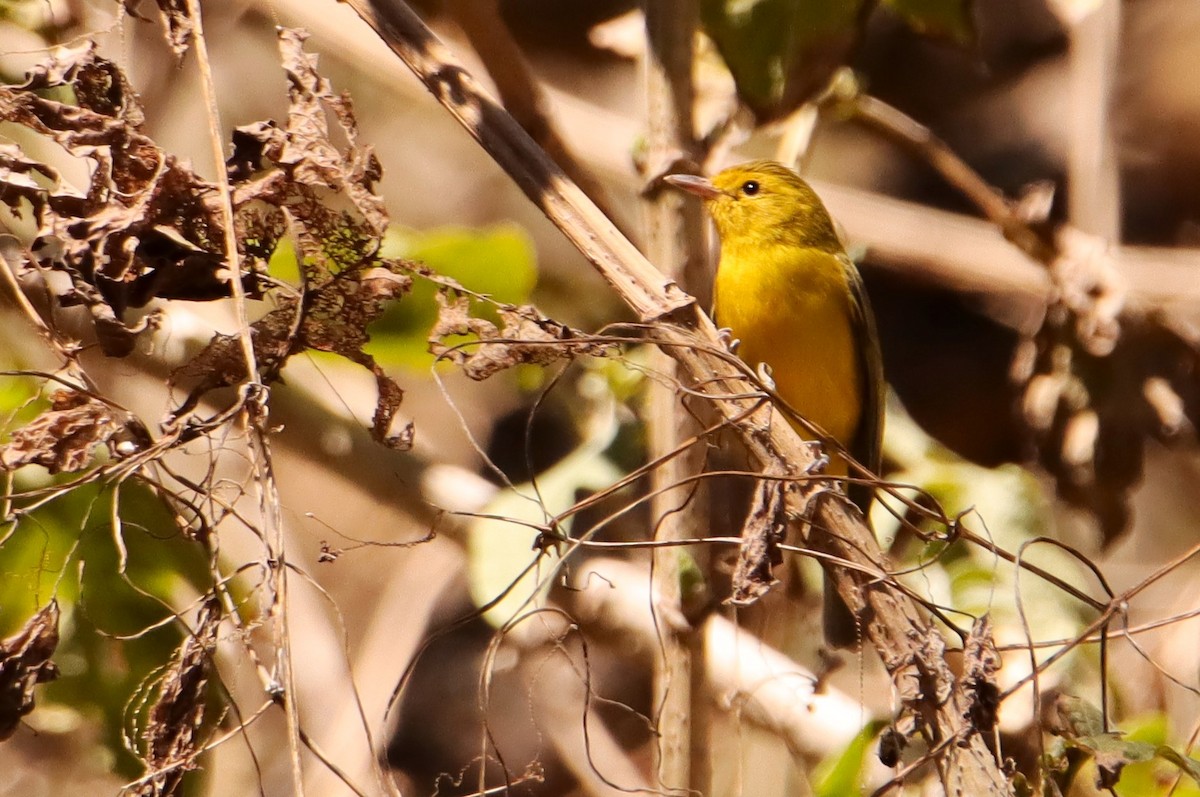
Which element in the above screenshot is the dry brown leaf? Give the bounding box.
[8,32,412,448]
[1,44,236,355]
[961,614,1001,736]
[727,477,787,606]
[121,1,194,56]
[133,600,219,797]
[230,29,388,234]
[0,391,124,474]
[294,255,414,449]
[0,601,60,742]
[428,291,610,381]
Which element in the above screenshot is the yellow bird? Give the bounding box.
[666,160,883,647]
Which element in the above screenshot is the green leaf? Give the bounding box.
[813,719,887,797]
[1054,697,1167,790]
[367,224,538,369]
[0,479,215,779]
[1055,695,1106,738]
[883,0,975,43]
[700,0,869,121]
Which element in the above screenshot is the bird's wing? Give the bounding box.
[844,256,884,515]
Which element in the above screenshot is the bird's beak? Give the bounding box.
[663,173,723,200]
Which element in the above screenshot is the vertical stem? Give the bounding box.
[642,1,708,793]
[185,7,302,794]
[1065,0,1122,240]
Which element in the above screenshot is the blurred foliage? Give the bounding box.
[700,0,973,119]
[467,361,626,628]
[813,719,888,797]
[0,364,215,785]
[700,0,867,120]
[874,397,1085,647]
[0,473,215,780]
[883,0,974,43]
[368,224,539,370]
[1113,713,1200,797]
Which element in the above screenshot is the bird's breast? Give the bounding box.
[714,245,863,468]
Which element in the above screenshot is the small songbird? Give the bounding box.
[666,160,884,647]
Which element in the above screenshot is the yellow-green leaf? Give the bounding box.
[368,224,538,369]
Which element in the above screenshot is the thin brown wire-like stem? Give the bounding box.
[343,1,1009,791]
[184,5,302,795]
[1000,534,1200,702]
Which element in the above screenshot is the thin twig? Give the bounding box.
[343,2,1009,791]
[185,6,303,795]
[847,93,1056,264]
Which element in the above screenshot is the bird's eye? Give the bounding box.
[741,180,760,196]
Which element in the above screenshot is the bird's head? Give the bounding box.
[665,160,840,252]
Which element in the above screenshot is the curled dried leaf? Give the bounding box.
[173,250,414,449]
[170,302,299,415]
[0,390,131,473]
[429,291,610,381]
[228,29,388,233]
[123,0,194,56]
[1,44,240,355]
[133,600,219,796]
[0,601,60,742]
[297,259,414,449]
[727,476,787,606]
[961,615,1001,737]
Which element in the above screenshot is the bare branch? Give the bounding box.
[343,1,1011,791]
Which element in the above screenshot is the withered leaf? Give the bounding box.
[1,45,241,355]
[0,601,60,742]
[15,41,98,91]
[903,626,954,732]
[121,1,193,55]
[173,255,414,449]
[296,259,414,449]
[134,599,219,796]
[429,291,609,381]
[0,390,123,474]
[230,28,387,233]
[961,614,1001,735]
[170,302,299,416]
[727,476,787,606]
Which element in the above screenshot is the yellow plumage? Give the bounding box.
[714,237,862,459]
[666,160,883,646]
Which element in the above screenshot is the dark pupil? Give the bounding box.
[742,180,759,196]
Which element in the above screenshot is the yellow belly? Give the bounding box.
[714,245,862,474]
